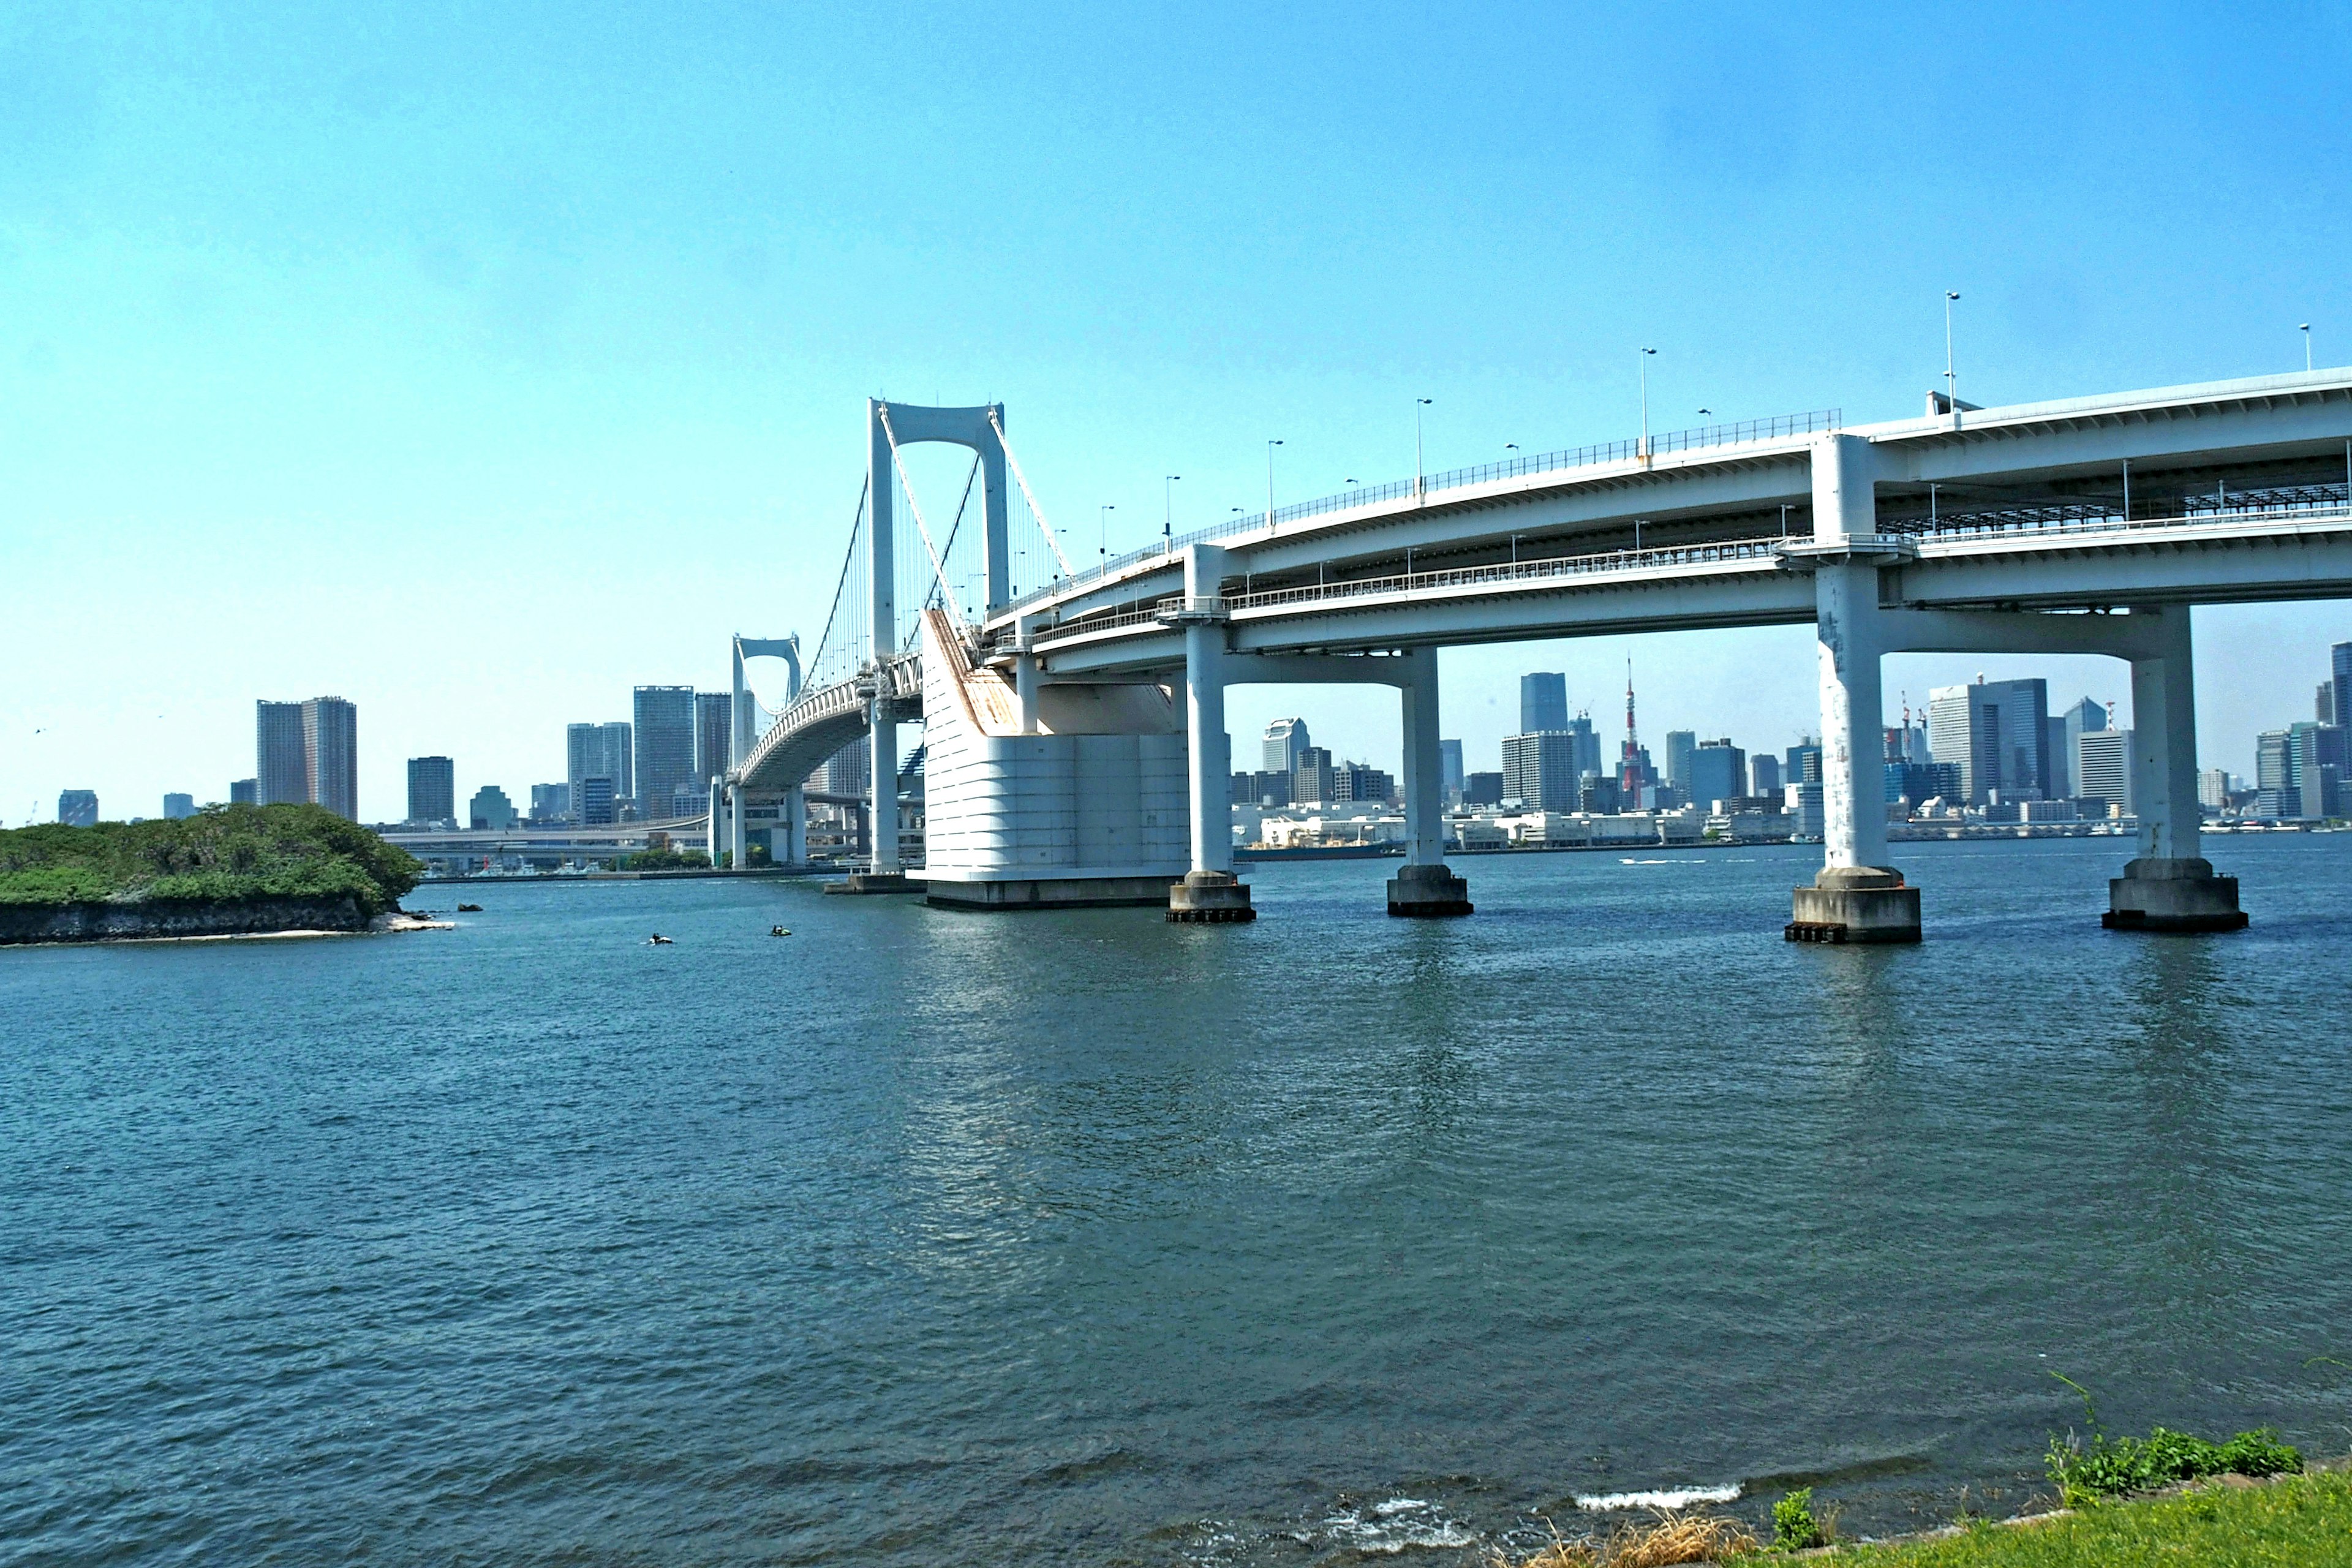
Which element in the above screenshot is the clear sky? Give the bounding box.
[6,4,2350,823]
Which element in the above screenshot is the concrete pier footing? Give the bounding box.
[825,872,924,895]
[1168,870,1255,923]
[927,876,1176,911]
[1387,862,1473,917]
[1786,865,1922,943]
[2103,857,2247,932]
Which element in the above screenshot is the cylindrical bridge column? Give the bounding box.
[869,705,900,876]
[728,782,747,868]
[1389,646,1472,916]
[1788,432,1918,943]
[707,775,725,868]
[2108,606,2245,930]
[783,784,805,866]
[1168,543,1253,922]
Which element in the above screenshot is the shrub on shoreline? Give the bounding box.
[0,805,423,919]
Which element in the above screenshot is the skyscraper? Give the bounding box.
[1520,672,1569,734]
[407,756,456,824]
[257,701,306,805]
[230,778,258,805]
[568,721,633,814]
[530,783,571,822]
[2332,642,2352,728]
[302,697,358,819]
[2075,728,2133,814]
[1439,739,1464,801]
[2255,728,2294,817]
[2288,721,2348,819]
[1292,745,1335,805]
[1929,679,2050,803]
[1262,717,1311,775]
[696,690,734,782]
[635,687,698,819]
[162,793,195,820]
[578,775,617,826]
[1663,729,1697,793]
[1687,740,1746,810]
[58,790,98,826]
[1565,714,1601,782]
[1749,753,1781,796]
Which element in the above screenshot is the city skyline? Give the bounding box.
[6,9,2349,824]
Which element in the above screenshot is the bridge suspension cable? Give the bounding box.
[987,407,1076,581]
[876,404,970,635]
[804,478,870,692]
[925,451,984,614]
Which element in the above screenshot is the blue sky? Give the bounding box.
[5,4,2350,821]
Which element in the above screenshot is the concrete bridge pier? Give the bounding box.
[2108,607,2246,932]
[831,700,920,894]
[1789,434,1920,944]
[1388,646,1472,916]
[1169,544,1254,923]
[783,784,806,867]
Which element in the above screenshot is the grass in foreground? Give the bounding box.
[1839,1467,2352,1567]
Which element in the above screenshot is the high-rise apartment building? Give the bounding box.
[2075,728,2133,814]
[2332,642,2352,728]
[1687,740,1746,810]
[1564,715,1602,783]
[1262,717,1311,775]
[162,793,196,820]
[633,686,697,821]
[58,790,98,826]
[2322,681,2338,726]
[816,737,870,796]
[2198,769,2231,811]
[257,701,307,805]
[696,690,733,783]
[2288,721,2348,819]
[578,776,617,826]
[1333,761,1395,803]
[302,698,358,819]
[407,756,456,825]
[1520,673,1569,734]
[1502,731,1581,810]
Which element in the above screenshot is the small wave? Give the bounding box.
[1304,1496,1480,1553]
[1618,858,1697,865]
[1575,1483,1741,1512]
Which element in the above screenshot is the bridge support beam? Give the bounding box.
[2109,607,2245,932]
[1169,545,1254,923]
[1390,646,1471,916]
[1789,434,1920,944]
[707,776,726,869]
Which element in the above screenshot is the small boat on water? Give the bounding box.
[456,903,483,912]
[769,925,792,937]
[648,933,674,945]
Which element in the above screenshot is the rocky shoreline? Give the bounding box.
[0,898,451,946]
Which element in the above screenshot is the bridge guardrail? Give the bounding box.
[1223,537,1789,614]
[995,409,1841,622]
[1915,497,2352,544]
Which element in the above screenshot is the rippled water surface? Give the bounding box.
[7,837,2351,1565]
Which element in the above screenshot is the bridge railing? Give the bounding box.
[994,408,1841,623]
[1915,490,2352,543]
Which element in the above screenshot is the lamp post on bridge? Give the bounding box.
[1099,503,1114,570]
[1944,291,1961,416]
[1164,475,1180,545]
[1638,349,1656,458]
[1265,439,1283,529]
[2303,323,2313,372]
[1415,398,1432,497]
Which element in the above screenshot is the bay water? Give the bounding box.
[5,837,2349,1564]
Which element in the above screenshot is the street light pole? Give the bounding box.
[1944,291,1961,413]
[1265,439,1283,528]
[1415,398,1432,497]
[2303,323,2313,372]
[1638,349,1656,458]
[1164,475,1180,541]
[1099,505,1114,571]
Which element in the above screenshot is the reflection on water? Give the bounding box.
[2,835,2348,1566]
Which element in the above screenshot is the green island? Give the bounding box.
[0,804,425,944]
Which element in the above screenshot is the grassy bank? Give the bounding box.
[1839,1466,2352,1566]
[0,805,422,919]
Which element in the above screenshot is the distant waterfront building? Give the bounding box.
[1749,753,1782,797]
[1519,673,1569,734]
[578,775,617,826]
[1292,745,1335,805]
[1564,714,1602,782]
[2253,729,2294,818]
[1502,731,1581,810]
[162,793,196,820]
[407,756,456,825]
[2288,721,2348,819]
[230,778,258,805]
[1663,729,1697,793]
[1929,679,2051,804]
[1463,771,1504,806]
[1333,761,1394,804]
[568,721,633,814]
[816,738,870,797]
[1234,770,1292,807]
[256,701,307,805]
[1784,740,1822,786]
[2075,728,2133,816]
[2321,680,2338,726]
[696,690,733,782]
[634,686,697,821]
[1262,717,1311,775]
[58,790,98,826]
[1439,739,1464,801]
[1785,780,1825,839]
[468,785,518,832]
[2333,643,2352,728]
[530,783,571,823]
[1687,739,1746,810]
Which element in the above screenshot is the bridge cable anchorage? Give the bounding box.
[805,477,871,688]
[925,451,984,612]
[986,406,1077,581]
[875,402,971,634]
